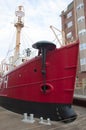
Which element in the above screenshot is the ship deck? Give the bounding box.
[0,105,86,130]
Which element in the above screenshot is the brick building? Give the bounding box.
[60,0,86,86]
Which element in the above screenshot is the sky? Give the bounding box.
[0,0,73,62]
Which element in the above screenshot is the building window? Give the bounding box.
[78,29,86,36]
[80,43,86,50]
[67,21,73,28]
[80,58,86,65]
[66,32,72,38]
[67,11,72,19]
[77,16,85,22]
[77,3,84,10]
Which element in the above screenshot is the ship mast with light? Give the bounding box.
[13,6,25,65]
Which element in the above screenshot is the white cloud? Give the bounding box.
[0,0,73,62]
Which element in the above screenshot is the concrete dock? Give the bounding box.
[0,106,86,130]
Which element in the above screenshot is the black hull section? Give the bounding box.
[0,96,77,122]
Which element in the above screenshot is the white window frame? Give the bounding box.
[67,11,72,19]
[77,3,84,10]
[78,29,86,36]
[80,58,86,65]
[67,21,73,28]
[66,32,72,38]
[77,16,85,22]
[80,43,86,50]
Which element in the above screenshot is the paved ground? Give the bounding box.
[0,106,86,130]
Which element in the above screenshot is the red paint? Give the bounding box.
[0,41,79,104]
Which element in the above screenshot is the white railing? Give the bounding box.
[75,82,86,96]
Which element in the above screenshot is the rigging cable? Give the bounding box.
[4,27,16,60]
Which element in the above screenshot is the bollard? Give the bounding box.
[29,114,35,123]
[22,113,35,123]
[47,118,51,125]
[24,113,28,120]
[39,117,51,125]
[22,113,28,122]
[39,117,44,123]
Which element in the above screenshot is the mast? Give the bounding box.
[13,6,25,65]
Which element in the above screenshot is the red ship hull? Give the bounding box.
[0,41,79,122]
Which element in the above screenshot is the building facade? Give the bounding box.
[60,1,77,44]
[61,0,86,86]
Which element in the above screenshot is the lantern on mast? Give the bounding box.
[14,6,25,65]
